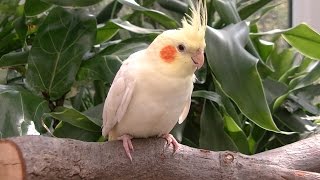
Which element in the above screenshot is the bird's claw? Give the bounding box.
[161,134,179,153]
[117,134,134,161]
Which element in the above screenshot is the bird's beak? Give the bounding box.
[191,49,204,69]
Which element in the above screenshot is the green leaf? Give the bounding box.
[224,115,249,154]
[82,103,104,121]
[0,85,50,138]
[96,0,123,24]
[25,7,96,100]
[158,0,188,14]
[13,16,28,44]
[53,121,101,142]
[41,0,103,7]
[96,21,119,44]
[199,101,238,151]
[25,0,51,16]
[111,19,163,34]
[213,77,242,126]
[0,51,29,68]
[118,0,178,29]
[247,124,267,154]
[98,36,153,60]
[45,106,102,132]
[282,23,320,60]
[206,23,279,132]
[194,64,207,84]
[77,55,122,83]
[192,90,222,106]
[252,39,274,62]
[289,85,320,114]
[0,32,22,57]
[249,3,280,25]
[274,108,316,133]
[263,78,288,105]
[213,0,240,24]
[213,0,271,71]
[269,48,295,81]
[238,0,272,20]
[252,24,320,60]
[289,62,320,91]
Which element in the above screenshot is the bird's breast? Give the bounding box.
[111,70,193,138]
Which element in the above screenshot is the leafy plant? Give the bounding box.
[0,0,319,155]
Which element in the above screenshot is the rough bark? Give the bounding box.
[0,135,320,180]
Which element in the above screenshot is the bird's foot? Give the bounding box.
[117,134,134,161]
[161,134,179,153]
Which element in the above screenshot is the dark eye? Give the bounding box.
[177,44,186,52]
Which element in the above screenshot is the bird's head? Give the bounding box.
[147,0,207,77]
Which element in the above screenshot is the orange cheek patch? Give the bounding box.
[160,45,177,63]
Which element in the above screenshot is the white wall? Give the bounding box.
[292,0,320,31]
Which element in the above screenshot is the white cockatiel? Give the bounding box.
[102,0,207,161]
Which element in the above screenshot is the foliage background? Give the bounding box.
[0,0,319,155]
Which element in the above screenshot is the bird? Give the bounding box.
[102,0,207,161]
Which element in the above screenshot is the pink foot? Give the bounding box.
[117,134,134,161]
[161,134,179,153]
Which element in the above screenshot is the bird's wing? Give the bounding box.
[102,63,135,137]
[178,97,191,124]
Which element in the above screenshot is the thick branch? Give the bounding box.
[253,134,320,172]
[1,135,320,180]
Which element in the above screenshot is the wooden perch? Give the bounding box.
[1,135,320,180]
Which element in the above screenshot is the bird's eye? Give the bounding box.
[177,44,186,52]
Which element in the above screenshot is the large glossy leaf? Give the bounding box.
[213,0,270,71]
[0,85,50,138]
[118,0,178,29]
[0,51,29,67]
[77,55,122,83]
[213,77,242,126]
[25,0,51,16]
[199,101,238,151]
[44,106,101,132]
[206,23,279,132]
[25,7,96,100]
[41,0,103,7]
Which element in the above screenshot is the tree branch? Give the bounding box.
[1,135,320,179]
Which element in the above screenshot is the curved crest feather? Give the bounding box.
[181,0,207,41]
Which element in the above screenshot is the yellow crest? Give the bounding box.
[181,0,207,41]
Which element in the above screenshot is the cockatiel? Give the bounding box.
[102,0,207,161]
